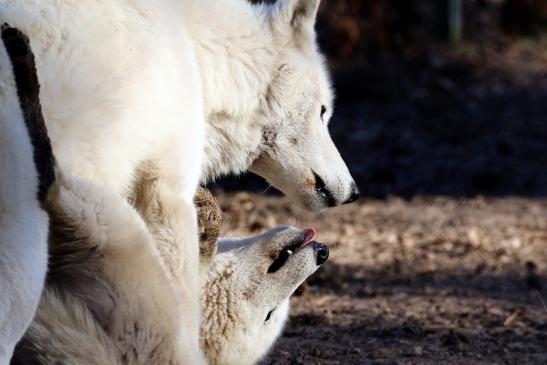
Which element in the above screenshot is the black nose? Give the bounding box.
[343,183,360,204]
[313,242,329,265]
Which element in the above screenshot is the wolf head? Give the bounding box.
[199,0,358,211]
[201,226,328,365]
[249,0,359,211]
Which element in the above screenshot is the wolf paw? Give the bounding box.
[194,187,222,260]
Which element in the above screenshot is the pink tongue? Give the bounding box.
[301,228,317,247]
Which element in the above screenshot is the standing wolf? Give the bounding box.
[0,27,54,364]
[0,0,357,360]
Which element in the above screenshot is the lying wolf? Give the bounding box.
[195,188,329,364]
[13,180,328,365]
[1,0,354,358]
[0,26,54,364]
[201,226,328,365]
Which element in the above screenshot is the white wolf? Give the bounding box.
[0,0,356,359]
[0,27,53,364]
[12,175,327,365]
[201,226,328,365]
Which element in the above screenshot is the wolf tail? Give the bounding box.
[0,24,55,202]
[0,25,53,364]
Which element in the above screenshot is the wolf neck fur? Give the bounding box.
[187,0,278,182]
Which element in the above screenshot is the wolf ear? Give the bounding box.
[270,0,321,49]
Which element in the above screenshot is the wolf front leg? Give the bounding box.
[194,187,222,281]
[131,151,207,364]
[127,40,206,360]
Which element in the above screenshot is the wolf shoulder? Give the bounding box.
[0,0,203,191]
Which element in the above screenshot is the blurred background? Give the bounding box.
[214,1,547,364]
[222,0,547,197]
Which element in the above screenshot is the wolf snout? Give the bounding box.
[313,242,329,265]
[343,182,360,205]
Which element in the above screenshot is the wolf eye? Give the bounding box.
[265,308,275,322]
[320,105,327,120]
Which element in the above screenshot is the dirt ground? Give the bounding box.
[214,192,547,365]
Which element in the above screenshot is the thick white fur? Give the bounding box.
[195,0,357,209]
[0,1,205,360]
[30,170,189,364]
[0,0,355,210]
[0,42,48,364]
[0,0,353,361]
[13,168,322,365]
[203,227,323,365]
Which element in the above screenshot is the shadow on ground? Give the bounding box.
[310,261,546,305]
[264,261,547,365]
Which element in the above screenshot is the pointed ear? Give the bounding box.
[271,0,321,48]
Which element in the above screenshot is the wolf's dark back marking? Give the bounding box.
[1,24,54,202]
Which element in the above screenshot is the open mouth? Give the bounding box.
[267,228,316,274]
[313,172,337,207]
